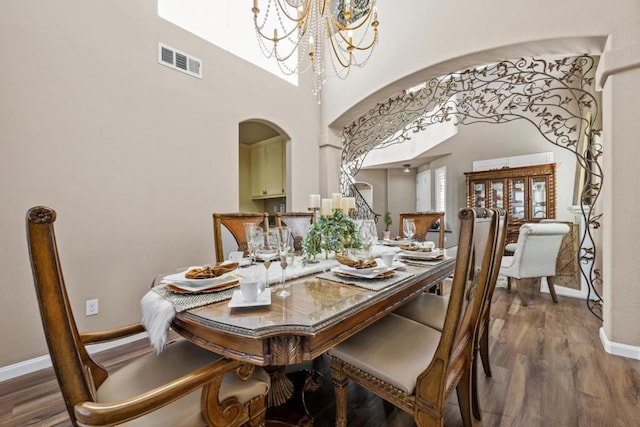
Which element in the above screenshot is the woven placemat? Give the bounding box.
[316,270,414,291]
[151,283,237,312]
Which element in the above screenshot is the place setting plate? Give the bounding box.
[162,267,244,293]
[228,290,271,308]
[380,238,412,247]
[331,265,395,279]
[397,250,446,262]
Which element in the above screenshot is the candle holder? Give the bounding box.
[308,207,320,223]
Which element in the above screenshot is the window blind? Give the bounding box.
[435,166,446,215]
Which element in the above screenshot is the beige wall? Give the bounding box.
[0,1,320,366]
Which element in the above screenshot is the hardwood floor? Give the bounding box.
[2,286,639,426]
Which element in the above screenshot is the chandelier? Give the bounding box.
[252,0,379,96]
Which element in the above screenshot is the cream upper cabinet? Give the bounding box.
[250,136,285,199]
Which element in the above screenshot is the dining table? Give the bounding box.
[144,248,455,424]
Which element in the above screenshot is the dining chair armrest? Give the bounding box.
[74,358,251,426]
[80,323,147,345]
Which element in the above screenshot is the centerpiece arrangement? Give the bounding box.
[302,210,362,262]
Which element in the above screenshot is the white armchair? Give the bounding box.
[499,222,569,305]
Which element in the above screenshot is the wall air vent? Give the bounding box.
[158,43,202,79]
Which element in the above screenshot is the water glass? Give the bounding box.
[244,223,259,264]
[359,219,377,258]
[403,218,416,245]
[276,227,292,297]
[255,230,279,291]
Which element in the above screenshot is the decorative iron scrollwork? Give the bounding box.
[340,55,602,318]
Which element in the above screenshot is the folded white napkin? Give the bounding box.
[141,291,175,354]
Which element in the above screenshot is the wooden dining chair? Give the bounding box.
[274,211,314,254]
[399,211,445,249]
[394,208,506,421]
[27,206,270,427]
[213,212,269,263]
[328,207,496,427]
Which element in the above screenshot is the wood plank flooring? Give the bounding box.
[2,286,639,426]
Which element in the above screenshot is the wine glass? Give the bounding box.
[243,223,259,265]
[276,227,292,298]
[403,218,416,246]
[255,230,279,292]
[359,220,377,258]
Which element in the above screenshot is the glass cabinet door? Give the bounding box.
[473,182,486,207]
[510,178,525,220]
[491,180,504,208]
[530,177,548,219]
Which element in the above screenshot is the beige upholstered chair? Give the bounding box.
[27,206,270,427]
[213,212,268,263]
[393,208,505,421]
[274,211,314,254]
[328,208,495,427]
[399,211,445,249]
[499,222,570,306]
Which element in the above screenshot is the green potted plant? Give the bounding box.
[382,211,393,240]
[302,210,361,262]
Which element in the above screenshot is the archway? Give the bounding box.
[339,55,602,318]
[238,120,290,215]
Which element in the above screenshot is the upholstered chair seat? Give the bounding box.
[329,314,441,394]
[97,340,270,426]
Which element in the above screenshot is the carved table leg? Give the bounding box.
[265,368,324,426]
[266,366,295,408]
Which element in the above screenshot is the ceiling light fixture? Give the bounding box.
[403,164,411,173]
[252,0,379,97]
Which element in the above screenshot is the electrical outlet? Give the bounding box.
[86,299,99,316]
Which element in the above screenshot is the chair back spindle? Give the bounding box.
[213,212,269,262]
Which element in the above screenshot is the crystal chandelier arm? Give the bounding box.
[278,0,311,22]
[336,27,378,51]
[253,0,310,43]
[326,19,353,68]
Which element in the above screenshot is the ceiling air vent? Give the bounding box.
[158,43,202,79]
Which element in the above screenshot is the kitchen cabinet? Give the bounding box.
[464,163,557,243]
[250,136,285,199]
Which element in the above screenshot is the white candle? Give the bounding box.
[309,194,321,208]
[332,193,342,210]
[346,197,356,210]
[341,197,350,212]
[321,198,333,216]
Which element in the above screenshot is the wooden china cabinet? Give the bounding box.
[464,163,557,243]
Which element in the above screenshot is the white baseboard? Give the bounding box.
[599,327,640,360]
[497,276,590,301]
[540,279,589,300]
[0,332,148,383]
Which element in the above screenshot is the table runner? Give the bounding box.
[316,269,415,291]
